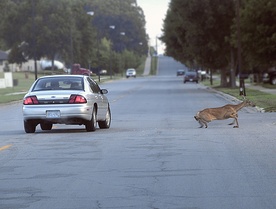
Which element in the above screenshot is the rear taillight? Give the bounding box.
[23,96,39,105]
[69,95,87,103]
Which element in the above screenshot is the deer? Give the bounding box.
[194,99,255,128]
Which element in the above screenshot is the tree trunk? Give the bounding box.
[51,56,55,73]
[229,48,236,88]
[210,69,213,85]
[220,69,228,87]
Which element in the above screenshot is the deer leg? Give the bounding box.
[233,117,239,128]
[198,119,208,128]
[228,119,235,125]
[232,114,239,128]
[198,120,204,128]
[200,119,208,128]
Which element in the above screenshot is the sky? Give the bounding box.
[136,0,170,54]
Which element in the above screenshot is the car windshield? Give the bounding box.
[32,77,84,91]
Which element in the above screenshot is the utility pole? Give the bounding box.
[31,0,38,80]
[155,36,158,55]
[237,0,246,96]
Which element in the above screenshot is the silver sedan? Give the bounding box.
[22,75,111,133]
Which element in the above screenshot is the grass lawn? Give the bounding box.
[0,72,36,104]
[202,79,276,112]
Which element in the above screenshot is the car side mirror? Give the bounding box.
[101,89,108,94]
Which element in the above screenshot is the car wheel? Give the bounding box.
[85,107,97,132]
[98,106,111,129]
[40,123,53,131]
[271,76,276,85]
[24,120,36,133]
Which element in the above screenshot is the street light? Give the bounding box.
[109,25,115,79]
[87,11,94,16]
[87,11,102,82]
[119,32,126,77]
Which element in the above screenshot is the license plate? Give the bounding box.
[189,79,193,81]
[46,110,61,118]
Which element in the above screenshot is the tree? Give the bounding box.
[239,0,276,70]
[0,0,148,74]
[83,0,148,73]
[161,0,236,87]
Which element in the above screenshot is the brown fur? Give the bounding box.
[194,100,255,128]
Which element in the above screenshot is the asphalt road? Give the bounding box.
[0,56,275,209]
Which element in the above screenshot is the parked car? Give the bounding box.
[71,63,92,76]
[126,68,136,78]
[176,69,185,76]
[22,75,111,133]
[263,67,276,85]
[183,71,199,83]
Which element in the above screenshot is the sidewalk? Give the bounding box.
[245,83,276,95]
[143,56,151,76]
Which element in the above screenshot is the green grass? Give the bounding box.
[202,79,276,112]
[262,83,276,89]
[136,56,147,75]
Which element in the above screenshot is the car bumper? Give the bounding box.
[23,104,93,122]
[184,78,198,82]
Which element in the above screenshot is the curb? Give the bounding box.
[199,84,264,113]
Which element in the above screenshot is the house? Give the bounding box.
[0,49,65,73]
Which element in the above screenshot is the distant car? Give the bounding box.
[71,64,92,76]
[22,75,111,133]
[183,71,199,83]
[100,69,107,75]
[263,67,276,85]
[177,69,185,76]
[126,68,136,78]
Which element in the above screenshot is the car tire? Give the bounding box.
[85,107,97,132]
[24,120,36,133]
[40,123,53,130]
[98,106,111,129]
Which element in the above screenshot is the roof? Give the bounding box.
[38,75,87,79]
[0,50,8,60]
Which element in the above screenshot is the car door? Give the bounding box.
[87,77,107,120]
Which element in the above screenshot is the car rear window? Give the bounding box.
[186,71,197,75]
[32,77,84,91]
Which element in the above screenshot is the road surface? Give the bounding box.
[0,56,275,209]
